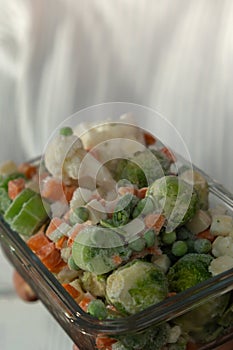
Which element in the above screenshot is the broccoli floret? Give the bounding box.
[116,323,170,350]
[115,149,172,188]
[147,175,198,231]
[106,260,168,315]
[168,254,230,344]
[167,253,213,292]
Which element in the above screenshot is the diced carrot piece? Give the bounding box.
[96,336,117,350]
[197,228,215,242]
[27,231,50,253]
[78,294,94,312]
[8,178,25,200]
[112,255,123,265]
[186,342,199,350]
[160,147,176,163]
[45,217,64,237]
[50,260,67,273]
[136,187,148,199]
[67,221,92,247]
[62,283,82,299]
[117,186,136,196]
[144,132,157,146]
[147,245,162,255]
[17,162,37,179]
[37,242,62,270]
[144,213,165,232]
[41,177,65,202]
[63,185,76,202]
[55,235,68,250]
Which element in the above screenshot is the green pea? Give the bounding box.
[129,237,146,252]
[60,126,73,136]
[143,229,156,247]
[194,238,212,254]
[162,231,176,245]
[171,240,188,257]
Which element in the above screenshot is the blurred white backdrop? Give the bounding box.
[0,250,73,350]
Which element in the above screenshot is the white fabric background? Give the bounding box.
[0,0,232,191]
[0,1,233,349]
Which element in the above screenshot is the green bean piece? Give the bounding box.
[112,193,139,227]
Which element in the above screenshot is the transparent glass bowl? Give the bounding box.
[1,168,233,350]
[1,104,233,350]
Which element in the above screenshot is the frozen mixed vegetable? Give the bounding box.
[1,116,233,350]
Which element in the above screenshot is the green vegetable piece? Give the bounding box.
[68,256,80,271]
[112,193,139,227]
[129,237,146,252]
[162,231,177,245]
[72,226,131,275]
[0,172,26,191]
[106,260,168,314]
[70,206,89,224]
[219,302,233,327]
[176,226,194,241]
[4,188,36,223]
[117,323,170,350]
[132,195,156,218]
[147,175,198,231]
[0,188,12,214]
[87,299,108,320]
[10,194,50,236]
[174,293,230,343]
[143,229,156,247]
[118,149,172,189]
[81,271,106,297]
[59,126,73,136]
[167,253,213,292]
[171,240,188,257]
[194,238,212,254]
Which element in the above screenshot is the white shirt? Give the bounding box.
[0,0,233,192]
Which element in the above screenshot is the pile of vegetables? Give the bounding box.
[1,118,233,350]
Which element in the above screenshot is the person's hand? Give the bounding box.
[13,271,80,349]
[13,271,38,301]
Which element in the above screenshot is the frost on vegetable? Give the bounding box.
[147,175,198,231]
[167,253,213,292]
[72,226,131,275]
[113,149,172,188]
[106,260,168,314]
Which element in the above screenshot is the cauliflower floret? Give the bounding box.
[44,127,116,188]
[210,214,233,236]
[44,130,86,182]
[212,236,233,258]
[74,113,146,162]
[209,255,233,276]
